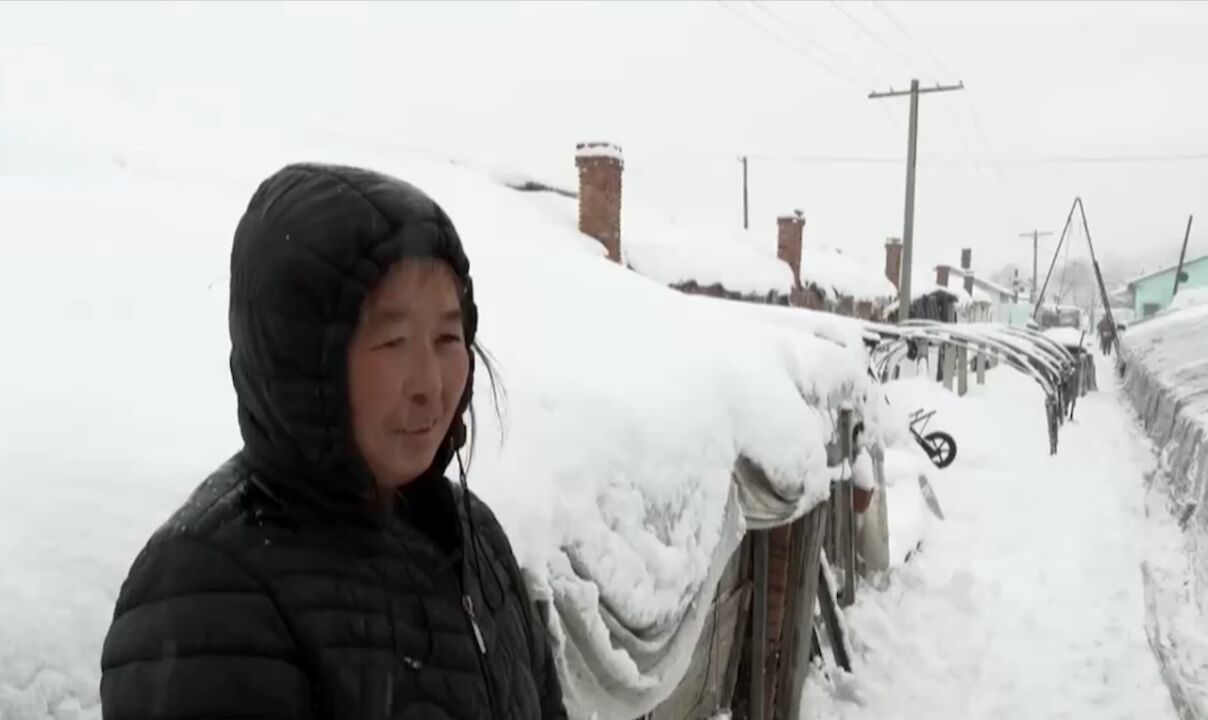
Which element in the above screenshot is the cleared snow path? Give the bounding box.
[803,355,1179,720]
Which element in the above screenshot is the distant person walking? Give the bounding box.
[1097,315,1114,356]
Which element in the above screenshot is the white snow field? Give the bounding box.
[0,155,886,720]
[802,355,1180,720]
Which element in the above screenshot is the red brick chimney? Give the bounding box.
[936,265,950,288]
[777,211,806,287]
[885,238,902,290]
[575,142,623,263]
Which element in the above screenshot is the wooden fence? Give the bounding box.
[640,410,866,720]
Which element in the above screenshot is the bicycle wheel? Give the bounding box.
[924,431,957,468]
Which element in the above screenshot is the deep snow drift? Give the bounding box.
[1120,302,1208,716]
[801,356,1179,720]
[0,157,882,719]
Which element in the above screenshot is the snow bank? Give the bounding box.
[1169,286,1208,313]
[0,157,881,719]
[1043,326,1089,349]
[1119,301,1208,715]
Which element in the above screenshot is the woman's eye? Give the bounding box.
[438,333,464,345]
[375,337,406,350]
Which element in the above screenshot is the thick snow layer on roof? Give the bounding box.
[944,266,1016,300]
[726,227,895,302]
[800,245,898,301]
[517,190,795,297]
[0,158,882,717]
[621,209,795,296]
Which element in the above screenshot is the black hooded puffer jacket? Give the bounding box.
[99,164,567,720]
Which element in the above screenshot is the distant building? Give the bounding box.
[1122,253,1208,318]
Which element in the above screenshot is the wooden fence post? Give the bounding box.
[942,343,956,391]
[751,531,769,720]
[957,345,969,396]
[976,344,987,385]
[837,409,856,607]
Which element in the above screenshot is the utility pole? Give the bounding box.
[1019,229,1053,304]
[741,155,750,230]
[870,79,964,323]
[1172,214,1194,298]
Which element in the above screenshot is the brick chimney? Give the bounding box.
[777,211,806,287]
[937,265,950,288]
[885,238,903,290]
[960,248,975,297]
[575,142,624,263]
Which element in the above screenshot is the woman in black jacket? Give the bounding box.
[100,163,568,720]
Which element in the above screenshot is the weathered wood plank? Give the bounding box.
[751,530,770,720]
[779,506,831,720]
[817,554,853,672]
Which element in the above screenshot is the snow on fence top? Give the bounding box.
[0,157,883,718]
[1121,300,1208,443]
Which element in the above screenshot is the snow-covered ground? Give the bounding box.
[803,355,1181,720]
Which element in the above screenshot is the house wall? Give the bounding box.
[1133,256,1208,317]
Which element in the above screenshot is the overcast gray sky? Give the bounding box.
[3,0,1208,282]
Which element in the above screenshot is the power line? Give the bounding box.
[871,1,959,80]
[715,0,858,87]
[827,0,919,75]
[748,1,879,88]
[629,149,1208,168]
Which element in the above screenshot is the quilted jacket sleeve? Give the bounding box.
[100,536,313,720]
[476,502,569,720]
[519,576,569,720]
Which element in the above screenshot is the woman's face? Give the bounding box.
[347,258,470,493]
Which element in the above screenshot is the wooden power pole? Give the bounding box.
[741,155,750,230]
[1173,214,1194,298]
[1019,229,1053,304]
[870,79,964,322]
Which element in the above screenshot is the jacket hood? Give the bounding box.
[228,163,478,512]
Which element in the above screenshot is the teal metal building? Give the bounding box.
[1124,253,1208,318]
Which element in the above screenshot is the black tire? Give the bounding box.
[924,431,957,469]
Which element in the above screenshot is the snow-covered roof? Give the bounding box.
[800,245,897,301]
[915,282,974,306]
[491,166,892,302]
[621,211,795,297]
[1123,252,1208,287]
[939,265,1017,300]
